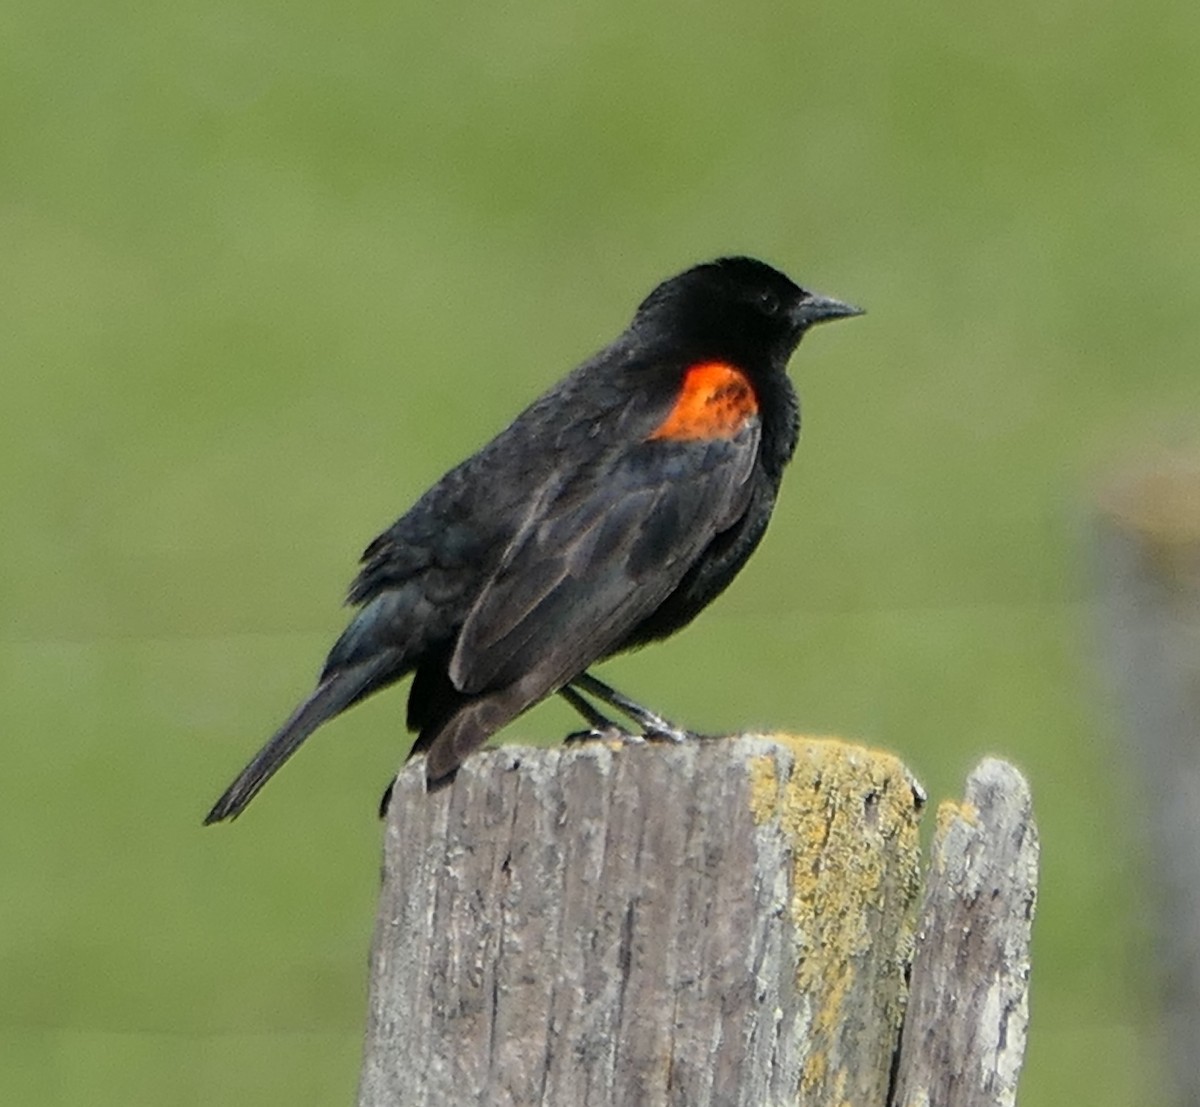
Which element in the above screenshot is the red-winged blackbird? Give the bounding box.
[205,257,861,823]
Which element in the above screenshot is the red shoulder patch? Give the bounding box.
[648,362,758,442]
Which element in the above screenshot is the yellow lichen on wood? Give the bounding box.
[747,750,780,825]
[936,798,979,837]
[745,734,924,1100]
[1097,460,1200,542]
[931,800,981,877]
[1097,462,1200,586]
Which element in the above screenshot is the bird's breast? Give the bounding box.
[647,362,758,442]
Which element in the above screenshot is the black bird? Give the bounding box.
[205,257,861,823]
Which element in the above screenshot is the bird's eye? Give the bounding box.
[757,290,780,316]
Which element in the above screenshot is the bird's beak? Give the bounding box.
[791,291,865,327]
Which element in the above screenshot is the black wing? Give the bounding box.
[448,421,761,701]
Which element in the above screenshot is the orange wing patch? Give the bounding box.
[648,362,758,442]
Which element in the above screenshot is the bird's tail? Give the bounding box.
[204,653,399,824]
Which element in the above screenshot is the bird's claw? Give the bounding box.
[564,723,697,748]
[644,725,695,745]
[564,725,643,746]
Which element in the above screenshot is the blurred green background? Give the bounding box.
[4,0,1198,1102]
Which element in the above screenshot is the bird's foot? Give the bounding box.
[565,724,644,746]
[642,724,695,744]
[568,673,696,743]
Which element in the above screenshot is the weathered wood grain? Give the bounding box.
[357,735,925,1107]
[889,758,1039,1107]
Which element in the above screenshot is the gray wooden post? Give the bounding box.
[1094,464,1200,1106]
[889,759,1039,1107]
[358,738,1037,1107]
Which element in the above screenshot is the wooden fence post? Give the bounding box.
[358,737,1037,1107]
[1094,462,1200,1106]
[889,759,1038,1107]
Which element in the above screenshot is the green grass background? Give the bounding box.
[4,0,1198,1102]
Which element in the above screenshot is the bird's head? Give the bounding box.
[633,255,863,369]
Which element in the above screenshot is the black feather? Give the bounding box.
[204,651,403,823]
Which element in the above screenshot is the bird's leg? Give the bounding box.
[559,685,641,745]
[570,672,693,744]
